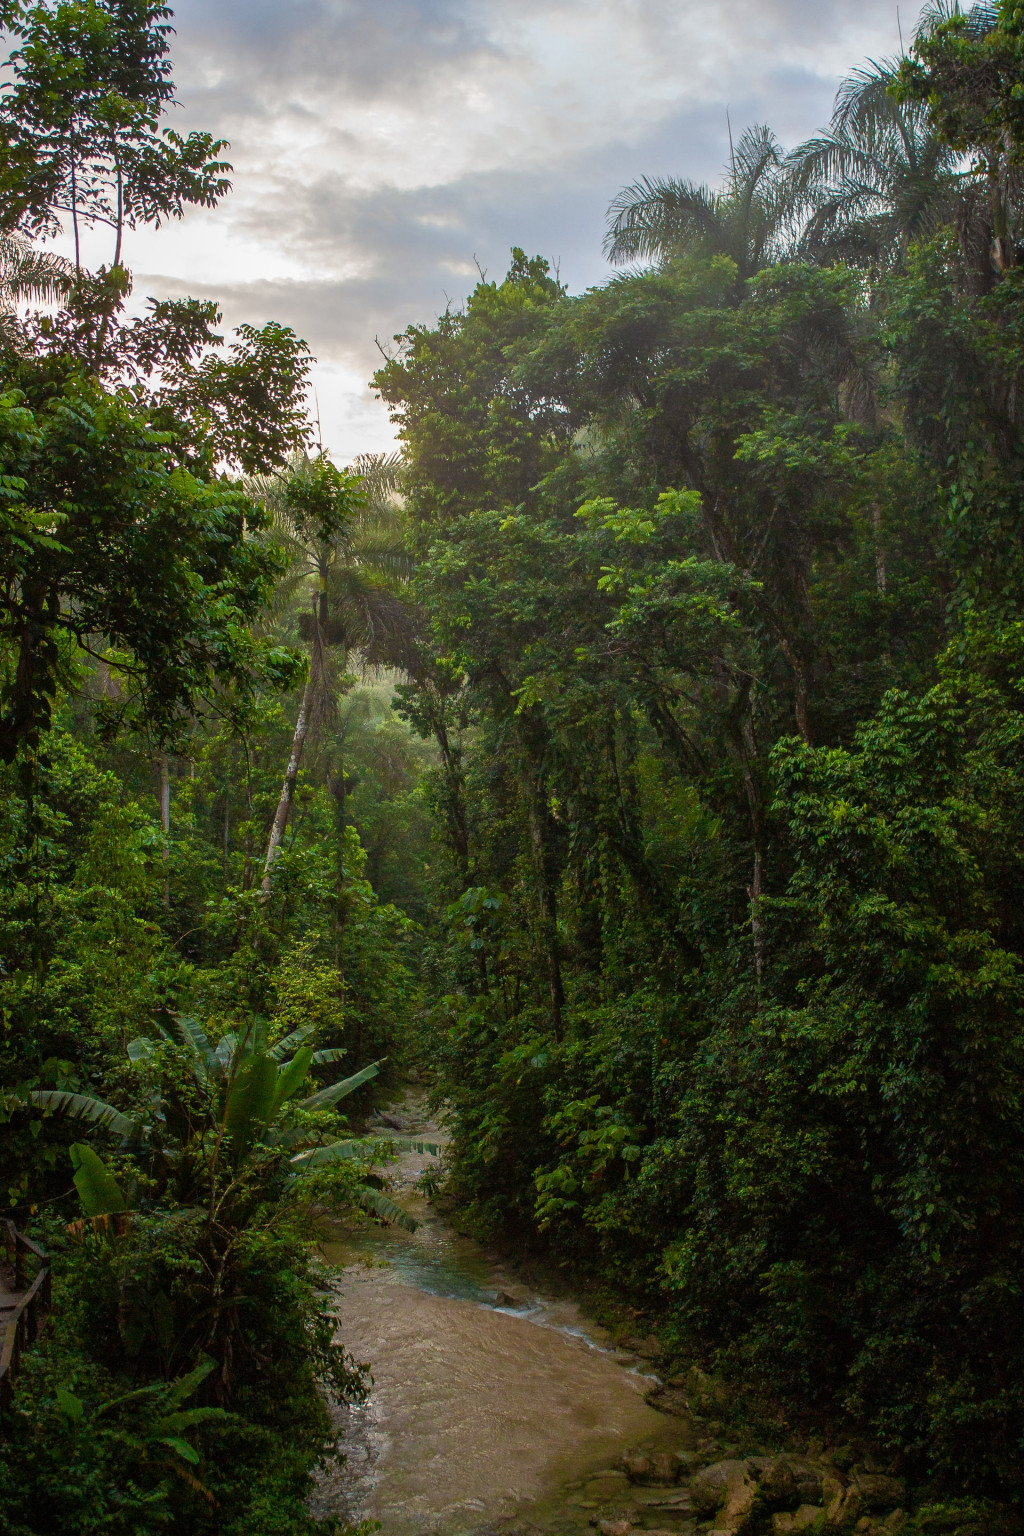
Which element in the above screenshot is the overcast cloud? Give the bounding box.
[88,0,909,457]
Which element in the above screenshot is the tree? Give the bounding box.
[257,452,413,894]
[897,3,1024,271]
[0,372,301,762]
[786,54,985,275]
[605,124,788,279]
[30,1012,428,1233]
[0,0,230,274]
[0,0,313,764]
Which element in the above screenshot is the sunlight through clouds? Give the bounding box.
[103,0,909,457]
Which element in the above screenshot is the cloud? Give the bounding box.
[123,0,910,456]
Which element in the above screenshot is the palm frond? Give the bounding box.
[733,123,784,194]
[351,451,404,509]
[0,234,75,307]
[604,175,725,265]
[783,53,977,272]
[914,1,997,42]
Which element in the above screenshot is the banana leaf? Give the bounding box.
[310,1046,347,1065]
[269,1045,315,1120]
[223,1052,278,1160]
[289,1137,383,1169]
[29,1089,137,1139]
[70,1144,129,1217]
[268,1025,315,1061]
[299,1058,383,1112]
[390,1135,443,1155]
[354,1184,418,1232]
[166,1360,216,1406]
[172,1016,220,1077]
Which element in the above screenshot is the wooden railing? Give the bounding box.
[0,1220,51,1416]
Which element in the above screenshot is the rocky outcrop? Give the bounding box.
[690,1459,759,1533]
[683,1452,906,1535]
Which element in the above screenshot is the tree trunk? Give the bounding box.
[158,755,171,908]
[261,676,313,897]
[872,503,887,594]
[519,728,564,1039]
[730,683,766,982]
[435,718,470,885]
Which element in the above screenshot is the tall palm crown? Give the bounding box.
[785,55,982,272]
[265,449,411,660]
[604,124,788,278]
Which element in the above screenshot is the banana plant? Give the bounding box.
[55,1359,227,1490]
[31,1013,438,1231]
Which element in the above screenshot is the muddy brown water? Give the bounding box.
[312,1096,698,1536]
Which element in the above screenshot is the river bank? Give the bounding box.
[310,1092,1013,1536]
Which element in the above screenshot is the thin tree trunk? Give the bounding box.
[158,755,171,908]
[773,629,811,744]
[872,503,887,594]
[700,495,812,743]
[69,126,81,277]
[113,163,123,269]
[261,677,312,896]
[730,682,766,982]
[871,502,891,667]
[242,743,254,890]
[435,720,469,884]
[520,736,564,1040]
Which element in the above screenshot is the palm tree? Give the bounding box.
[784,5,1003,280]
[0,232,74,350]
[604,123,789,279]
[255,451,412,895]
[785,56,984,274]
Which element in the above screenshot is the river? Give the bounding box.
[312,1093,701,1536]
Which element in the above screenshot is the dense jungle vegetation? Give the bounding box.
[6,0,1024,1530]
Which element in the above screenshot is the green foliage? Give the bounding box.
[381,137,1024,1490]
[0,11,419,1532]
[0,0,230,255]
[14,0,1024,1522]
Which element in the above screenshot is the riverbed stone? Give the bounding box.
[621,1449,682,1486]
[596,1519,635,1536]
[773,1509,823,1535]
[619,1334,662,1359]
[757,1460,797,1503]
[643,1384,691,1418]
[850,1473,906,1512]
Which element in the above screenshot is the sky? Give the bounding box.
[74,0,911,460]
